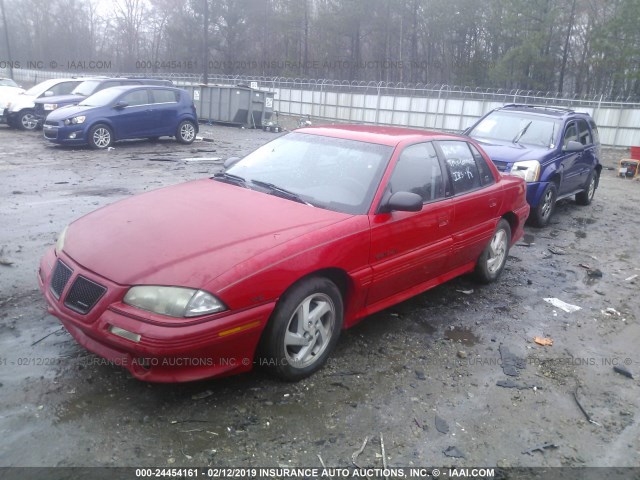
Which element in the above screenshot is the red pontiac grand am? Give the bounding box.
[38,126,529,382]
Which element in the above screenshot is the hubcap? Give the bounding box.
[487,229,508,274]
[93,128,111,148]
[21,113,37,130]
[180,123,195,142]
[283,293,335,369]
[540,189,554,219]
[588,177,596,200]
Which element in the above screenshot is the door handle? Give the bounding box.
[489,199,498,208]
[438,216,449,227]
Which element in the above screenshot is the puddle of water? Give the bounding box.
[444,326,479,346]
[575,230,587,239]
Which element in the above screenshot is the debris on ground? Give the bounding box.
[496,380,540,390]
[624,274,638,282]
[443,446,465,458]
[499,344,526,376]
[191,390,214,400]
[573,387,601,426]
[534,336,554,346]
[587,268,603,278]
[351,436,368,467]
[543,297,582,313]
[0,247,13,266]
[548,246,568,255]
[522,442,559,455]
[435,415,449,434]
[456,289,474,295]
[613,366,634,379]
[603,307,621,316]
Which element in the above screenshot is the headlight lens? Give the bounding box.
[55,225,68,254]
[123,286,226,318]
[44,103,58,111]
[64,115,85,125]
[510,160,541,182]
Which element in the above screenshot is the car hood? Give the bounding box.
[64,179,352,287]
[47,104,98,120]
[34,94,84,106]
[473,138,550,164]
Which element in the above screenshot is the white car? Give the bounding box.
[0,78,25,121]
[2,78,82,130]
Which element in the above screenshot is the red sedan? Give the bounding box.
[38,126,529,382]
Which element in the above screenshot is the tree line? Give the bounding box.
[1,0,639,99]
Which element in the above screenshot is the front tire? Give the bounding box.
[260,277,343,381]
[176,120,196,144]
[475,219,511,284]
[575,170,597,205]
[17,110,38,131]
[529,182,557,227]
[88,124,114,150]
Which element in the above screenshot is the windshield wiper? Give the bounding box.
[212,172,248,187]
[250,180,312,206]
[512,121,532,144]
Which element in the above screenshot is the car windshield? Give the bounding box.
[72,80,102,96]
[224,132,393,214]
[0,79,18,87]
[78,88,122,107]
[23,80,58,96]
[468,111,560,148]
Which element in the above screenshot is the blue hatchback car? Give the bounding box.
[464,104,602,227]
[43,85,198,149]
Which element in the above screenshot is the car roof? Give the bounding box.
[99,84,182,94]
[498,104,591,119]
[296,125,465,146]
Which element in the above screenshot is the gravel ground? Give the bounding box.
[0,121,639,473]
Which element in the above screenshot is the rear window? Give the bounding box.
[152,90,179,104]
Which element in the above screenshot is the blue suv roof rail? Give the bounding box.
[502,103,575,114]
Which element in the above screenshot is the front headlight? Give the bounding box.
[64,115,86,125]
[510,160,541,182]
[44,103,58,111]
[123,286,226,318]
[55,225,68,254]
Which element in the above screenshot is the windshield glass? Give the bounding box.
[0,79,18,87]
[468,111,560,148]
[24,79,58,96]
[72,80,101,96]
[79,88,122,107]
[225,132,393,214]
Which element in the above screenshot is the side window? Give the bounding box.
[388,142,444,203]
[438,141,482,195]
[577,119,592,145]
[122,89,150,106]
[563,122,578,148]
[50,81,80,95]
[469,144,496,186]
[152,89,179,104]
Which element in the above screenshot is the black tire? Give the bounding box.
[529,182,557,227]
[88,124,114,150]
[475,219,511,284]
[17,110,38,131]
[260,277,343,381]
[176,120,196,144]
[575,170,597,205]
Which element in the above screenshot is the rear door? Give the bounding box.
[436,140,502,270]
[150,89,180,135]
[367,142,454,306]
[558,121,583,193]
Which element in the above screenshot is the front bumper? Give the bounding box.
[525,182,549,208]
[43,123,87,145]
[38,247,275,382]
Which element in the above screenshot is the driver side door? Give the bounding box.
[367,142,454,307]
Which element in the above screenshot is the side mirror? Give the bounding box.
[563,140,584,152]
[43,90,54,97]
[379,191,423,213]
[224,156,241,169]
[114,101,128,109]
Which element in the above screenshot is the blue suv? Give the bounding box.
[464,104,602,227]
[43,85,198,149]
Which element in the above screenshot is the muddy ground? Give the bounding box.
[0,121,639,473]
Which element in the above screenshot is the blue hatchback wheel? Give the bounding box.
[177,120,196,144]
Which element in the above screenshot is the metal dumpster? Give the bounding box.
[185,84,274,128]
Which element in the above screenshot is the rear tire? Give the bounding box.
[260,277,343,381]
[475,219,511,284]
[575,170,597,205]
[176,120,196,144]
[529,183,557,227]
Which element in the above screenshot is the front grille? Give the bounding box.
[34,103,45,116]
[43,128,58,140]
[44,120,59,127]
[50,260,73,299]
[64,276,107,315]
